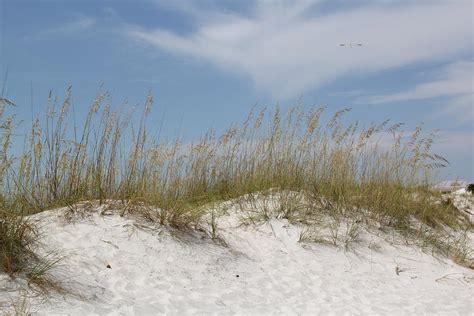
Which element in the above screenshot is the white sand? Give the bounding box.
[1,199,473,315]
[450,189,474,222]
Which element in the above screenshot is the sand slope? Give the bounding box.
[1,202,473,315]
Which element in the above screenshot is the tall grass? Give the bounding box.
[1,97,65,296]
[0,89,471,271]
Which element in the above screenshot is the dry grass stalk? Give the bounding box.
[0,87,471,279]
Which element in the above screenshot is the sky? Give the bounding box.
[0,0,473,180]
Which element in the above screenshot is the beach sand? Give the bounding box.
[1,198,473,315]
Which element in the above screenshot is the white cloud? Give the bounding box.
[432,93,474,124]
[363,61,473,104]
[432,130,473,181]
[40,17,96,37]
[361,61,473,123]
[434,130,474,156]
[128,0,472,99]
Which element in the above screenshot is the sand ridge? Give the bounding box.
[1,203,473,315]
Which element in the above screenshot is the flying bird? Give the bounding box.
[339,43,363,48]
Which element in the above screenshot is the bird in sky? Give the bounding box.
[339,43,363,48]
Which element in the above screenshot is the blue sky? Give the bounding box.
[1,0,473,180]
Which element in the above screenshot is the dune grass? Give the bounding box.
[0,210,37,274]
[0,89,472,279]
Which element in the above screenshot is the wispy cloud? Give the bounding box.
[431,94,473,124]
[434,130,474,156]
[433,130,473,180]
[128,0,472,99]
[328,89,366,98]
[362,61,473,104]
[360,61,473,123]
[38,17,96,37]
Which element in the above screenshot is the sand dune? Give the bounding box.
[1,197,473,315]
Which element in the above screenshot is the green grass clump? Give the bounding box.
[2,98,39,277]
[1,98,64,296]
[0,210,37,274]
